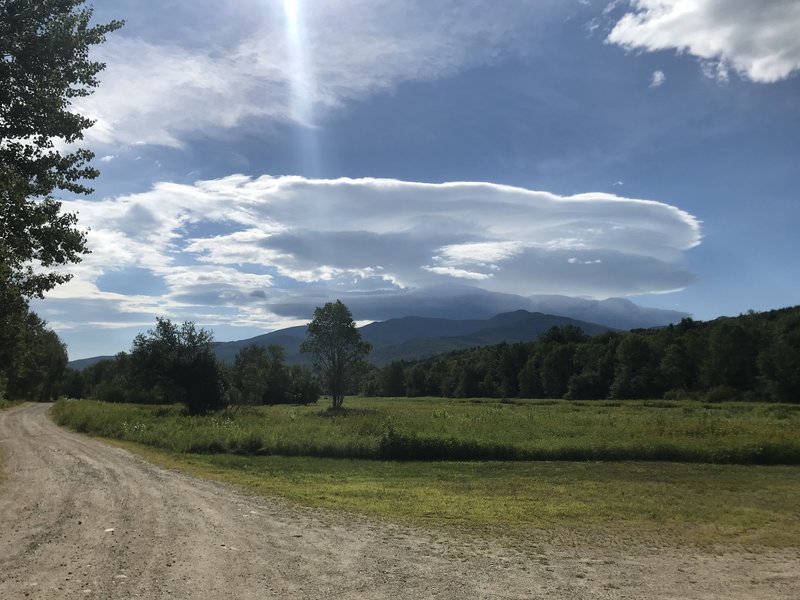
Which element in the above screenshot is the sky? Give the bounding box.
[33,0,800,360]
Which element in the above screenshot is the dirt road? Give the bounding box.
[1,403,798,599]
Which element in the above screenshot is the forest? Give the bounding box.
[361,306,800,403]
[6,303,797,408]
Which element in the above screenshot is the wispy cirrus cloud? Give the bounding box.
[76,0,554,149]
[608,0,800,83]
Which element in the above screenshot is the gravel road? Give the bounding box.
[1,403,797,599]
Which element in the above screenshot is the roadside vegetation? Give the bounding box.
[119,447,800,547]
[42,307,800,548]
[52,396,800,546]
[49,305,800,548]
[1,1,122,404]
[52,396,800,464]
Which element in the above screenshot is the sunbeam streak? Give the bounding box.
[282,0,322,176]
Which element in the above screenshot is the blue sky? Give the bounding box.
[34,0,800,359]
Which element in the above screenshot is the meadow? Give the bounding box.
[49,397,800,546]
[51,396,800,464]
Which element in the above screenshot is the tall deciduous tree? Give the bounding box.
[1,1,122,399]
[300,300,371,409]
[1,0,123,299]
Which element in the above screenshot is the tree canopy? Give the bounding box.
[1,0,123,299]
[1,0,121,399]
[300,300,371,409]
[361,306,800,403]
[129,318,226,415]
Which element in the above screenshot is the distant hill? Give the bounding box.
[211,326,308,364]
[526,294,686,331]
[268,283,688,329]
[69,286,684,368]
[67,355,115,371]
[208,310,612,367]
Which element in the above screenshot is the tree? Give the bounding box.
[1,1,121,400]
[518,355,542,398]
[129,318,225,415]
[232,344,292,404]
[0,308,67,400]
[758,313,800,402]
[540,344,575,397]
[379,361,406,397]
[287,364,321,405]
[1,1,123,299]
[609,334,661,399]
[300,300,371,409]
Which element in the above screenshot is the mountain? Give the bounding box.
[268,283,688,329]
[526,294,687,330]
[206,310,612,367]
[211,326,308,364]
[67,355,116,371]
[68,288,686,368]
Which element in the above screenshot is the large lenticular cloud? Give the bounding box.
[51,175,701,329]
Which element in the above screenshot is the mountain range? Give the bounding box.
[267,284,688,330]
[68,287,688,369]
[211,310,613,367]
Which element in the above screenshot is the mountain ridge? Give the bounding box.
[70,310,614,369]
[69,288,689,368]
[268,284,688,329]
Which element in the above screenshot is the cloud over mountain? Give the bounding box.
[46,175,700,337]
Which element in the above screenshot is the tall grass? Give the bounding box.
[0,399,21,411]
[51,397,800,464]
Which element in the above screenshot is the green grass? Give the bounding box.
[102,440,800,547]
[50,397,800,547]
[52,396,800,464]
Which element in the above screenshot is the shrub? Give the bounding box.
[705,385,740,403]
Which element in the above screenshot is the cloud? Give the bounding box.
[607,0,800,83]
[75,0,550,148]
[45,175,701,337]
[649,69,666,88]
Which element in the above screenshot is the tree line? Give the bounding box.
[0,286,68,402]
[361,306,800,403]
[1,1,122,404]
[62,318,321,414]
[64,300,369,414]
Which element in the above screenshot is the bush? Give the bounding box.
[705,385,740,403]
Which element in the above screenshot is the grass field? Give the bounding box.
[52,396,800,464]
[101,440,800,547]
[50,397,800,546]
